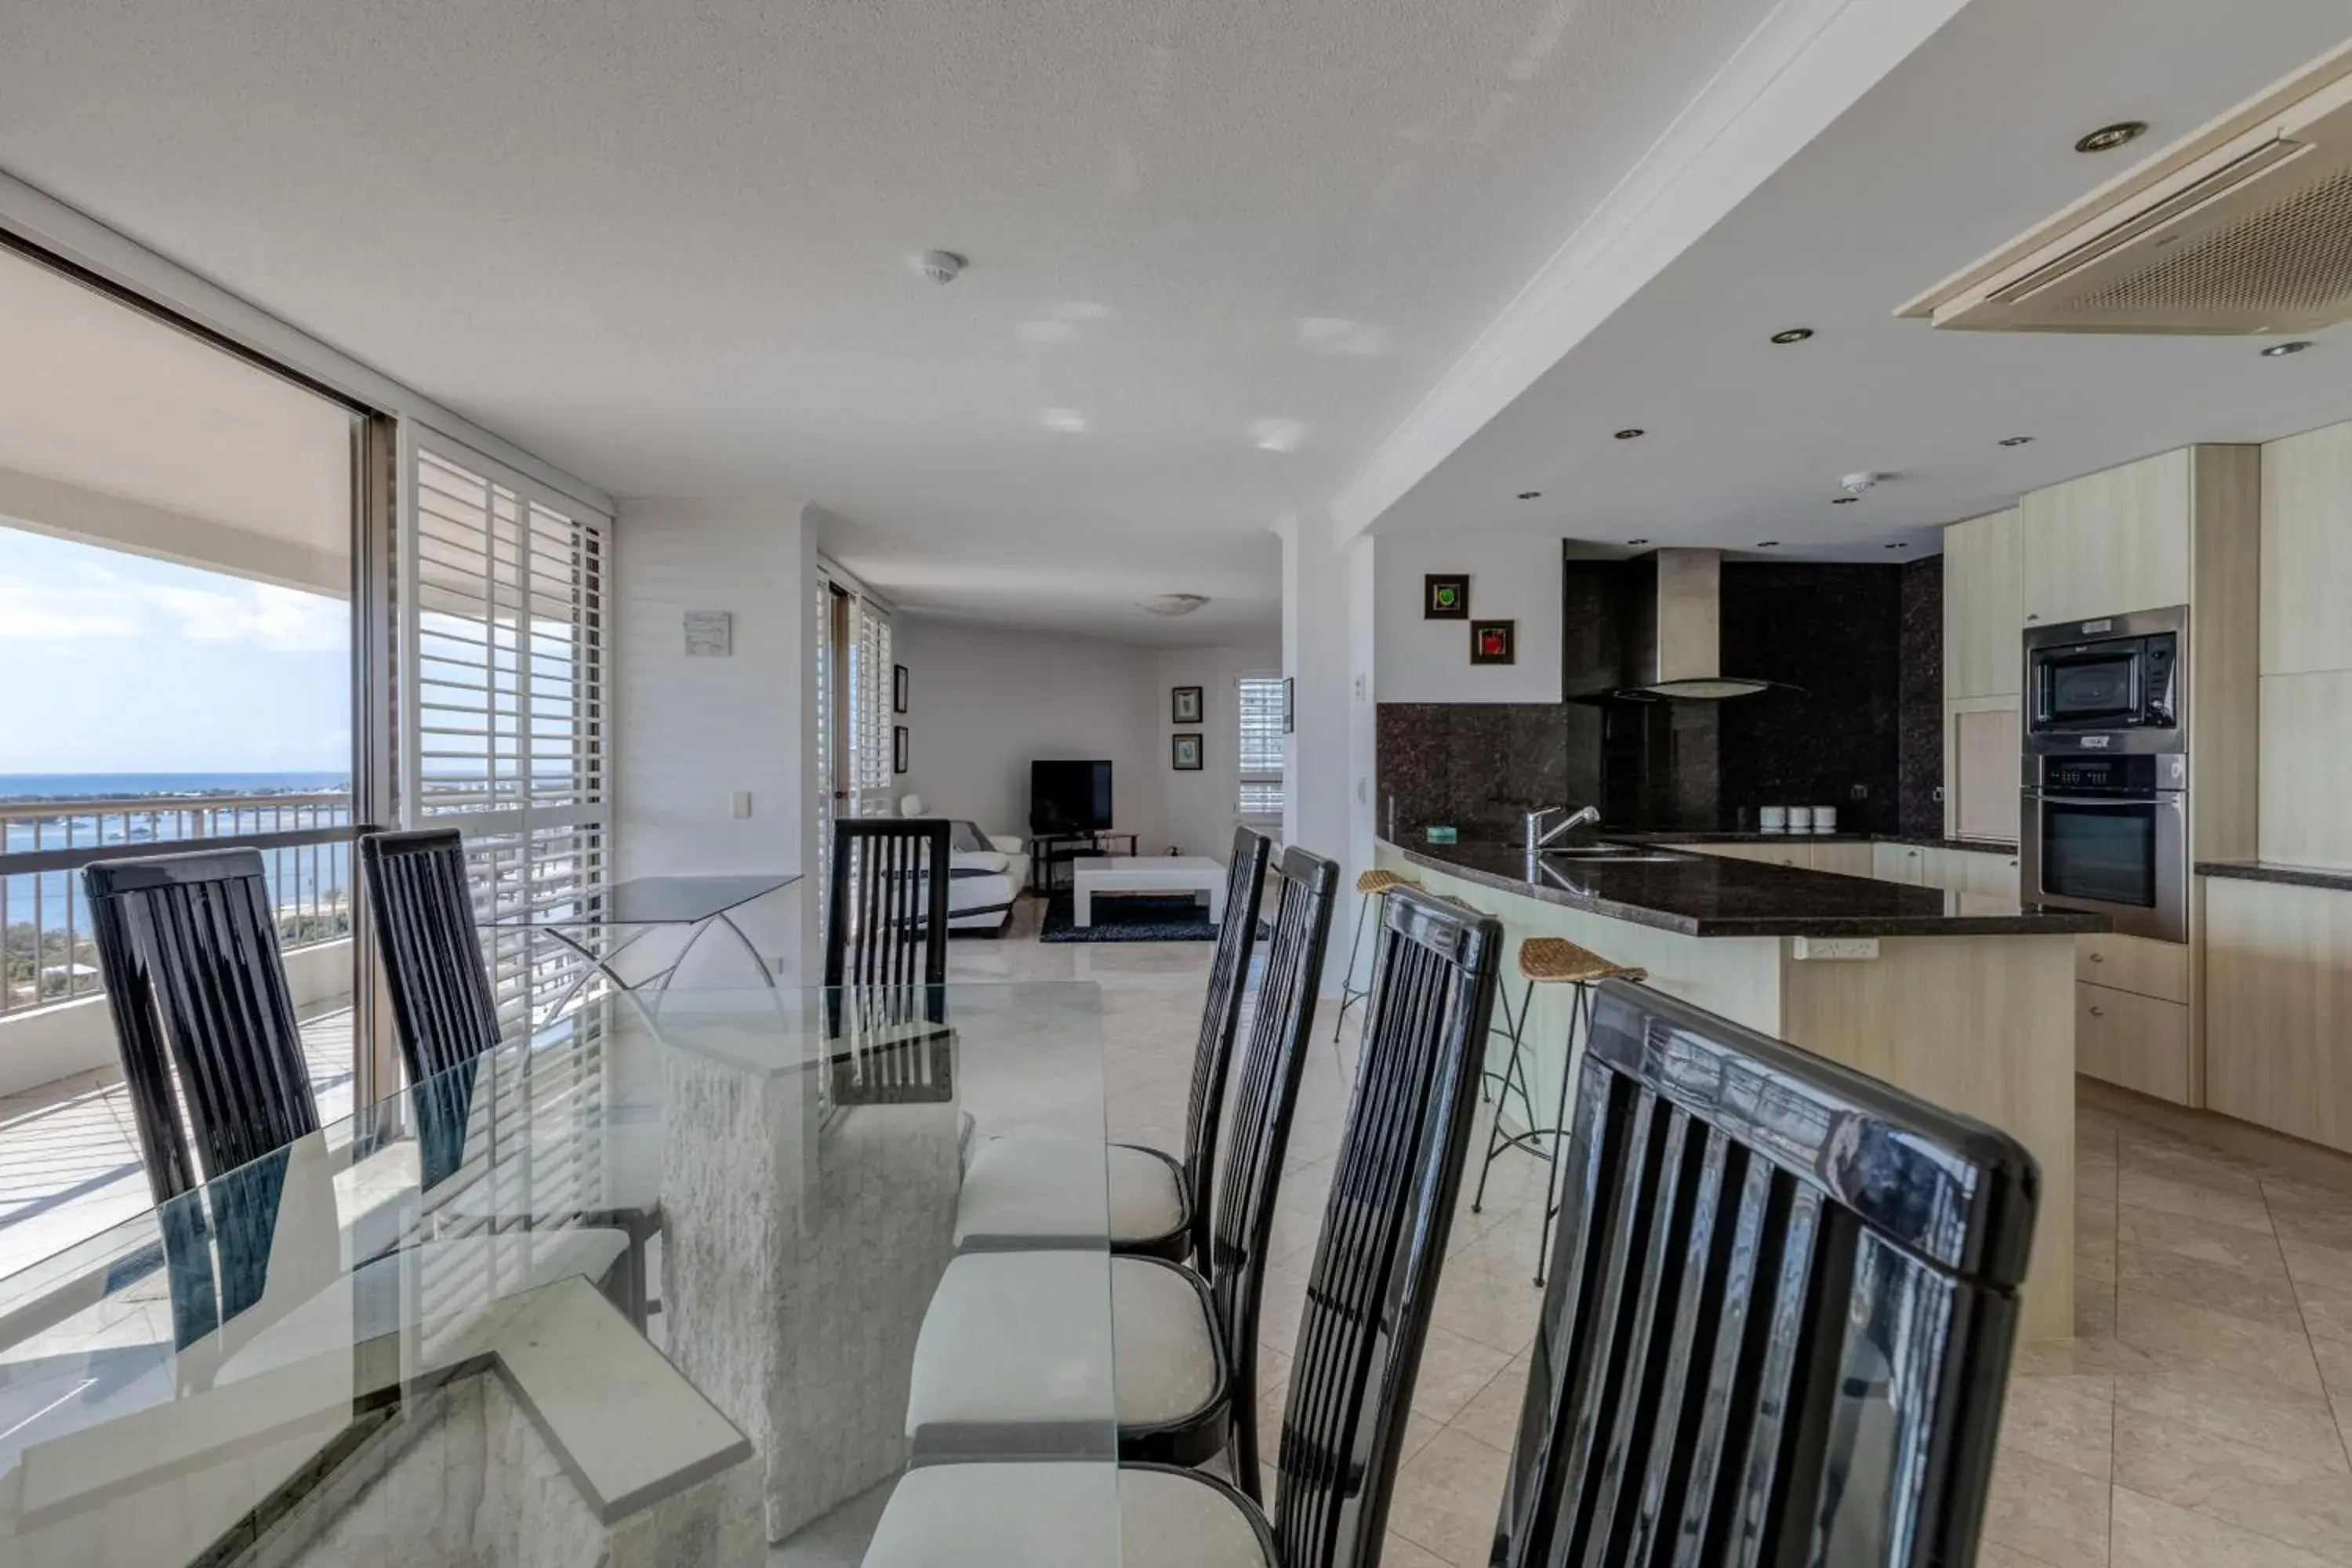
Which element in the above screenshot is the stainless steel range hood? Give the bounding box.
[1562,547,1775,701]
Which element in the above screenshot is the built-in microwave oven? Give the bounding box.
[2024,606,2186,754]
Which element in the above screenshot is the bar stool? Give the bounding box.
[1470,935,1647,1285]
[1331,869,1415,1046]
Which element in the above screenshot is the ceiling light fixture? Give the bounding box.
[1998,434,2035,446]
[1627,538,1650,546]
[1039,407,1087,434]
[2074,121,2147,154]
[1831,495,1859,505]
[1516,490,1542,500]
[2261,339,2315,358]
[916,249,967,284]
[1885,543,1910,550]
[1769,328,1814,345]
[1614,427,1646,440]
[1140,593,1211,617]
[1755,540,1780,549]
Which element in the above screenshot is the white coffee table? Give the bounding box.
[1071,855,1226,928]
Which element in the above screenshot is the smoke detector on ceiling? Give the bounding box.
[1140,593,1211,617]
[1900,40,2352,335]
[1840,471,1883,497]
[916,249,967,285]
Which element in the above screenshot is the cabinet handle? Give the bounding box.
[2089,1005,2105,1017]
[2026,614,2040,622]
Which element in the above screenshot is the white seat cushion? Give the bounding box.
[953,1137,1185,1250]
[862,1462,1272,1568]
[906,1254,1220,1435]
[951,849,1012,876]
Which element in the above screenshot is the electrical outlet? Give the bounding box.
[1793,937,1878,961]
[1849,782,1868,799]
[731,791,753,819]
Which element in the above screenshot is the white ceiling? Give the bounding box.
[1365,0,2352,556]
[0,0,1793,640]
[0,245,352,556]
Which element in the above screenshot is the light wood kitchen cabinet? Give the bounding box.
[1809,842,1874,879]
[1699,841,1810,869]
[2074,931,2189,1004]
[1945,846,2021,898]
[1872,842,1926,884]
[2020,449,2194,626]
[1944,507,2023,699]
[2205,876,2352,1153]
[2078,982,2192,1104]
[1946,700,2020,844]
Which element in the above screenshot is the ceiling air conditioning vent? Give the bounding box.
[1902,39,2352,335]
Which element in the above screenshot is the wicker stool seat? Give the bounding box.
[1516,938,1646,987]
[1353,869,1414,896]
[1472,934,1647,1283]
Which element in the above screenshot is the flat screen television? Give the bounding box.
[1030,759,1113,833]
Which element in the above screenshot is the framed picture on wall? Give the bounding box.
[892,663,909,714]
[1171,684,1203,724]
[1471,619,1516,665]
[1171,732,1203,771]
[893,725,909,773]
[1424,574,1470,619]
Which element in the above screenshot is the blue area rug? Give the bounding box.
[1039,892,1230,943]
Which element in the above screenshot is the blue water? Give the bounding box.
[0,771,350,800]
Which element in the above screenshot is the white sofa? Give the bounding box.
[947,828,1029,935]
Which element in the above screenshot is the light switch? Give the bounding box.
[731,791,753,819]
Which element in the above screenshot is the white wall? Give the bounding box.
[1372,528,1563,703]
[892,618,1167,851]
[1152,639,1283,857]
[614,499,816,980]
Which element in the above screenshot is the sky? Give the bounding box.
[0,524,350,774]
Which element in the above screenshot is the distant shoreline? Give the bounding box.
[0,771,352,803]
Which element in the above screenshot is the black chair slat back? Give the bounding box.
[826,818,952,1030]
[85,848,321,1202]
[1201,842,1337,1500]
[1178,826,1274,1265]
[1272,885,1502,1568]
[1493,981,2039,1568]
[359,829,501,1081]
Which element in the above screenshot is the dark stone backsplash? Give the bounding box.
[1897,555,1944,838]
[1380,555,1943,840]
[1376,703,1570,840]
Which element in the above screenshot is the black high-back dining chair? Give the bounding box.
[865,881,1500,1568]
[826,818,952,1033]
[85,847,322,1344]
[85,848,320,1203]
[1198,840,1335,1494]
[1490,981,2039,1568]
[358,827,499,1189]
[1171,823,1276,1263]
[1267,884,1502,1566]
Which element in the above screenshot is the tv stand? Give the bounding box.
[1030,829,1139,895]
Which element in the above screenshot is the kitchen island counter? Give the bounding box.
[1391,838,2105,939]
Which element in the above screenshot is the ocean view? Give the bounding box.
[0,771,350,800]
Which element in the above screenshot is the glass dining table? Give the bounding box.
[0,984,1122,1566]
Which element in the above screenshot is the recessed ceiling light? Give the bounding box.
[1885,543,1910,550]
[1039,407,1087,434]
[1755,540,1780,549]
[1516,490,1542,500]
[2261,339,2315,358]
[2074,121,2147,154]
[1998,434,2035,446]
[1614,427,1646,440]
[1769,328,1814,345]
[1627,538,1650,546]
[1831,495,1859,505]
[916,249,968,284]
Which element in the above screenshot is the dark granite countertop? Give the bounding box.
[1385,837,2107,939]
[1616,830,2017,854]
[2196,860,2352,893]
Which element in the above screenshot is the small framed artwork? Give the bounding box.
[1283,677,1294,734]
[683,609,732,656]
[892,663,909,714]
[1424,574,1470,619]
[892,725,909,774]
[1471,619,1516,665]
[1171,732,1203,771]
[1171,684,1203,724]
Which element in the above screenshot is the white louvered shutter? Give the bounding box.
[1237,674,1286,819]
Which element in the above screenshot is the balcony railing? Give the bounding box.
[0,792,353,1018]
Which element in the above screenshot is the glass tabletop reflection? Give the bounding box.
[0,983,1122,1566]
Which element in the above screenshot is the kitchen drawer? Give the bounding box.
[2078,982,2191,1104]
[1809,842,1874,879]
[2075,932,2189,1004]
[1871,843,1926,884]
